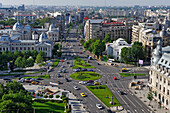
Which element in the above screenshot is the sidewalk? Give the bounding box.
[129,79,170,113]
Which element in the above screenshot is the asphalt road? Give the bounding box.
[53,27,153,113]
[0,26,152,113]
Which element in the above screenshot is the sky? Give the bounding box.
[0,0,170,6]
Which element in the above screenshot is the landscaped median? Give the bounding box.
[70,71,101,81]
[52,59,59,67]
[72,57,95,69]
[119,73,147,77]
[24,74,50,79]
[87,85,121,107]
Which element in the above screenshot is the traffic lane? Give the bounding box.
[107,74,151,113]
[43,78,107,113]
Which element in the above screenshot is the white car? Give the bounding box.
[96,104,103,109]
[79,81,86,85]
[73,86,79,90]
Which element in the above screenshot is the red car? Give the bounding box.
[87,80,94,83]
[61,60,64,62]
[79,52,82,54]
[25,80,31,83]
[113,77,117,80]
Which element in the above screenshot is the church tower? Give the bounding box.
[151,39,162,66]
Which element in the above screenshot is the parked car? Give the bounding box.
[94,82,100,85]
[6,80,12,83]
[3,78,11,81]
[14,74,20,77]
[82,68,87,71]
[96,104,103,109]
[37,77,44,80]
[25,80,31,83]
[69,64,73,67]
[88,69,94,72]
[86,83,94,86]
[87,80,94,83]
[30,78,36,82]
[79,81,86,85]
[61,66,65,68]
[75,69,80,72]
[17,80,24,83]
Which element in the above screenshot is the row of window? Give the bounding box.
[155,82,170,95]
[11,43,34,46]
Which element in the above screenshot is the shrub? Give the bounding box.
[66,109,71,113]
[32,92,35,95]
[37,93,40,96]
[27,92,31,95]
[49,95,53,98]
[56,95,60,98]
[44,95,48,98]
[40,94,43,97]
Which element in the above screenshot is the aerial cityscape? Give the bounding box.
[0,1,169,113]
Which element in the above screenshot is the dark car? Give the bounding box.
[65,78,69,82]
[6,80,12,83]
[37,77,44,80]
[3,78,11,81]
[14,74,20,77]
[107,109,112,113]
[77,67,82,70]
[25,80,31,83]
[82,68,87,71]
[88,69,94,72]
[75,69,80,72]
[120,91,127,95]
[87,80,94,83]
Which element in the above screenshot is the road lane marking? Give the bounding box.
[141,109,145,112]
[134,109,138,113]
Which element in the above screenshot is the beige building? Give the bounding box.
[148,40,170,110]
[84,19,132,43]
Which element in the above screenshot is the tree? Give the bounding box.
[26,50,32,58]
[32,50,38,60]
[21,57,27,68]
[36,53,43,64]
[147,91,153,105]
[103,33,111,43]
[92,40,105,58]
[80,39,85,45]
[15,56,23,68]
[26,57,34,67]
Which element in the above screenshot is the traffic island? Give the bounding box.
[70,71,101,81]
[72,57,95,69]
[119,73,147,77]
[87,85,121,107]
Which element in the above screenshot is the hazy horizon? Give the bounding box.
[0,0,170,7]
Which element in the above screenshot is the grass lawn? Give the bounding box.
[87,85,120,107]
[119,73,147,77]
[52,59,59,67]
[72,57,95,69]
[38,62,48,67]
[24,74,50,79]
[102,55,108,62]
[32,101,64,113]
[70,71,101,81]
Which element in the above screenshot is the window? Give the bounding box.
[168,81,170,85]
[161,59,164,62]
[167,90,169,95]
[164,78,166,84]
[163,87,165,93]
[156,82,158,87]
[160,76,162,81]
[159,85,161,90]
[165,61,168,64]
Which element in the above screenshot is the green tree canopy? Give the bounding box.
[36,53,43,64]
[14,56,23,68]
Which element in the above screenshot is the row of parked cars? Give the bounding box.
[75,68,94,72]
[17,77,44,84]
[79,80,100,86]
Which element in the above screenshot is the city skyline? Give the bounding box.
[1,0,170,6]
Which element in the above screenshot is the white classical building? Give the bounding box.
[148,40,170,110]
[0,22,53,57]
[105,38,132,60]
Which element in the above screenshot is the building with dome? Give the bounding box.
[0,32,53,57]
[148,40,170,110]
[105,38,132,60]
